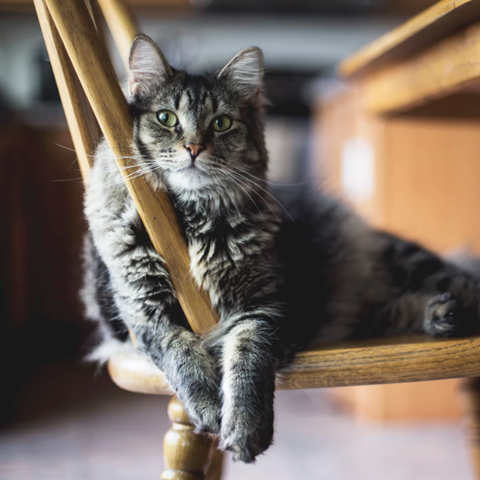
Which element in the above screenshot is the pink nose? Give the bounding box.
[184,143,205,160]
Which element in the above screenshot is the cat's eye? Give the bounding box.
[157,110,178,127]
[212,115,232,132]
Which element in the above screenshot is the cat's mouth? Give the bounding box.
[178,158,212,176]
[167,161,215,192]
[180,163,206,175]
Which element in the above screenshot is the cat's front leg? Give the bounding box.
[100,249,223,432]
[216,317,279,463]
[87,203,222,433]
[146,324,222,434]
[110,253,222,433]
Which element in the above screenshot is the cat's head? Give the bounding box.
[128,34,267,196]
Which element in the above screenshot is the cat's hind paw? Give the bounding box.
[424,293,463,337]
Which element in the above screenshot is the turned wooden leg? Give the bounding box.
[205,439,224,480]
[463,378,480,479]
[161,397,218,480]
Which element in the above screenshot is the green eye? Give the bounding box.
[212,115,232,132]
[157,110,178,127]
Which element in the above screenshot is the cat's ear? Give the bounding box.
[128,34,172,97]
[218,47,264,100]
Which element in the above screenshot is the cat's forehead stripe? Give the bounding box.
[211,96,218,114]
[174,91,181,111]
[149,74,225,118]
[185,88,194,108]
[180,84,212,117]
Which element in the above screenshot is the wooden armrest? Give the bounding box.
[108,335,480,395]
[339,0,480,115]
[340,0,480,79]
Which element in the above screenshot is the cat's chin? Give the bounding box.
[166,168,216,194]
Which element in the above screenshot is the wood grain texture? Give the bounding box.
[87,0,111,59]
[313,88,480,420]
[312,87,388,228]
[96,0,137,68]
[34,0,99,183]
[205,441,224,480]
[382,117,480,253]
[339,0,480,79]
[108,336,480,395]
[1,0,190,8]
[107,347,173,394]
[360,19,480,114]
[316,88,480,255]
[161,397,214,480]
[44,0,218,335]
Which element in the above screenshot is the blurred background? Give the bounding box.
[1,0,478,479]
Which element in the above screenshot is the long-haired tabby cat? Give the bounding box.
[82,34,480,463]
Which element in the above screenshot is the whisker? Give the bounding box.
[227,172,281,222]
[123,165,156,181]
[220,170,262,215]
[51,177,84,183]
[223,167,293,221]
[94,162,156,173]
[230,163,309,188]
[220,170,268,217]
[48,141,174,163]
[213,172,242,217]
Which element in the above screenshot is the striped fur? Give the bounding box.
[82,35,480,463]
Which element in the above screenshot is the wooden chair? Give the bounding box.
[34,0,480,478]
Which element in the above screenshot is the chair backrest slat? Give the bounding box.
[36,0,219,335]
[34,0,100,183]
[96,0,137,69]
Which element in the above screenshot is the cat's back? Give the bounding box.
[274,185,391,346]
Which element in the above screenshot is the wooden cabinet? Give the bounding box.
[0,119,86,331]
[314,86,480,420]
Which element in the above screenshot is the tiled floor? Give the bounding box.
[0,361,474,480]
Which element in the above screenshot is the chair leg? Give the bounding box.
[161,396,218,480]
[205,439,225,480]
[463,378,480,479]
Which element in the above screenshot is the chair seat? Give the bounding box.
[108,335,480,395]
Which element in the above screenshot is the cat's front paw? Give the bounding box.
[219,404,274,463]
[181,390,222,434]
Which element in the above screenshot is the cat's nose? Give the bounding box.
[184,143,205,160]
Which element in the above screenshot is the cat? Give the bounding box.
[82,34,480,463]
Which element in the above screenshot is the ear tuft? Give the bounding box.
[128,34,172,97]
[218,47,264,99]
